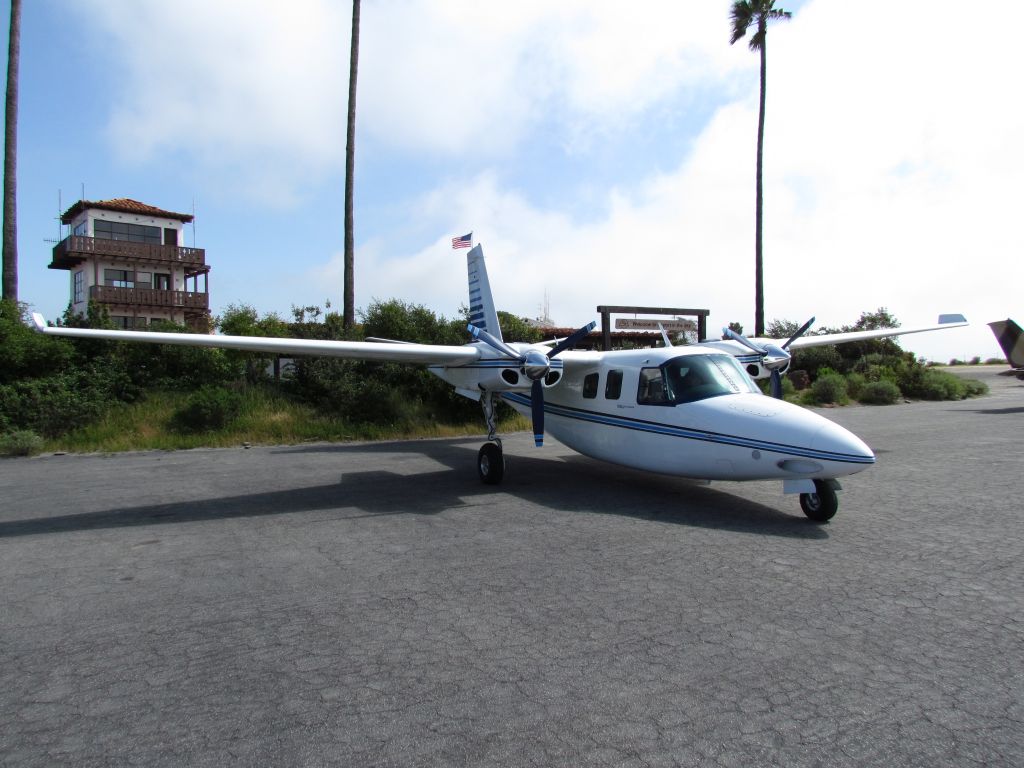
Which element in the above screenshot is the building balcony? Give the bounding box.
[89,284,210,311]
[50,235,206,273]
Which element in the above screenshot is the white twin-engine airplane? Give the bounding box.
[32,245,967,522]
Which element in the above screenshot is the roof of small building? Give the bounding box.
[60,198,194,224]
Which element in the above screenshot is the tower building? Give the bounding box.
[49,198,210,329]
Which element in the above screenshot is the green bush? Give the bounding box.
[961,378,989,397]
[791,346,843,380]
[0,363,139,437]
[858,380,901,405]
[0,429,44,457]
[171,387,243,432]
[809,374,849,405]
[844,372,867,400]
[756,375,795,398]
[915,369,967,400]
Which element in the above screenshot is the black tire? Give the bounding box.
[800,479,838,522]
[477,443,504,485]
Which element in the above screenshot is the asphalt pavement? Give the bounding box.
[1,366,1021,767]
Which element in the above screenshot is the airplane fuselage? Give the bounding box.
[432,344,875,484]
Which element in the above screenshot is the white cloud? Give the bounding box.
[76,0,349,204]
[359,0,749,154]
[70,0,1024,362]
[305,0,1024,363]
[74,0,748,196]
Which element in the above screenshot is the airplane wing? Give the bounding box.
[785,314,968,350]
[29,313,482,366]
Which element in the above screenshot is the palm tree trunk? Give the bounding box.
[2,0,21,303]
[754,27,766,337]
[343,0,360,330]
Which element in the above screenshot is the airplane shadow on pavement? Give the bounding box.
[0,438,828,540]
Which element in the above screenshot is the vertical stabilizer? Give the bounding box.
[988,319,1024,368]
[467,245,502,341]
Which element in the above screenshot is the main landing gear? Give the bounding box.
[799,479,839,522]
[478,392,505,485]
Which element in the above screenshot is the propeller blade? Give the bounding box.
[783,316,815,350]
[548,321,597,358]
[722,327,767,356]
[770,369,783,399]
[531,378,545,447]
[467,324,522,361]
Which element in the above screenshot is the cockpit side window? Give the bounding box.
[637,368,669,405]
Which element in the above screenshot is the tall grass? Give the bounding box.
[45,387,529,453]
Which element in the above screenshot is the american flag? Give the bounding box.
[452,232,472,249]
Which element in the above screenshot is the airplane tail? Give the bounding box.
[988,318,1024,368]
[466,245,502,341]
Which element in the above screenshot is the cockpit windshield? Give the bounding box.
[637,354,760,406]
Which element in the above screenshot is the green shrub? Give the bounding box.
[844,372,867,400]
[756,375,795,398]
[915,369,966,400]
[791,345,843,380]
[858,380,901,405]
[171,386,243,432]
[0,429,44,457]
[809,374,849,405]
[961,378,989,397]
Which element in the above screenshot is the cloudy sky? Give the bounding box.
[11,0,1023,361]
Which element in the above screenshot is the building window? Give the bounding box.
[582,372,599,399]
[136,272,152,288]
[73,221,87,236]
[605,369,623,400]
[153,273,170,290]
[110,316,135,329]
[94,219,161,244]
[73,270,84,303]
[104,269,134,288]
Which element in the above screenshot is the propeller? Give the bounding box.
[722,317,815,398]
[469,320,597,446]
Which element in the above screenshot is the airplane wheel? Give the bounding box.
[478,443,504,485]
[800,480,838,522]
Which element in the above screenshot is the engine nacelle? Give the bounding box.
[430,359,564,393]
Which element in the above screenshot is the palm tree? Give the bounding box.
[2,0,21,302]
[343,0,360,330]
[730,0,790,337]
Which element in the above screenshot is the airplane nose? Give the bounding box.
[811,419,875,468]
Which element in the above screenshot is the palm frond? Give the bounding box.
[729,1,755,45]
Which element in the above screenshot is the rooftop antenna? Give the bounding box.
[191,196,196,247]
[43,189,63,245]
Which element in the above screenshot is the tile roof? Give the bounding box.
[61,198,194,224]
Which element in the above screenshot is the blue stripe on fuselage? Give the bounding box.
[500,392,874,465]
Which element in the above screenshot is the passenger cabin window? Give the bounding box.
[605,369,623,400]
[637,354,759,406]
[582,372,599,399]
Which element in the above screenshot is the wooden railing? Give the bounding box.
[53,236,205,266]
[90,285,209,309]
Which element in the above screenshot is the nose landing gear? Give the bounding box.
[800,479,839,522]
